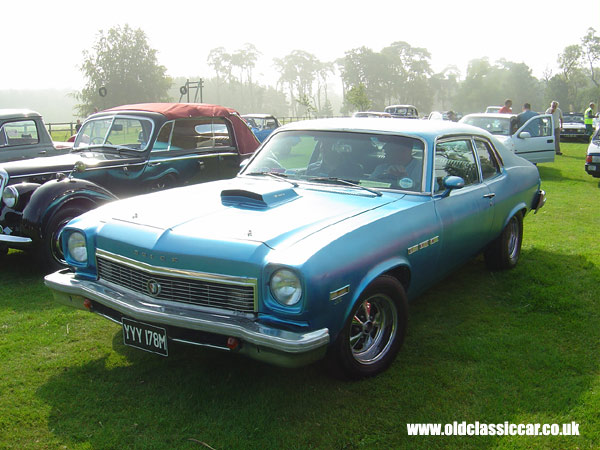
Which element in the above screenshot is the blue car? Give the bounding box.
[45,118,546,378]
[242,114,281,142]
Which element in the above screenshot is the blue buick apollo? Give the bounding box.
[45,118,546,378]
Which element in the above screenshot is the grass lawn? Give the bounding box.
[0,142,599,449]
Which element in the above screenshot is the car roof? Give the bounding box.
[103,103,241,120]
[0,109,42,120]
[242,114,275,119]
[277,117,490,140]
[463,113,514,119]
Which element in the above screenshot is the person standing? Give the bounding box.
[545,101,564,155]
[517,103,538,128]
[498,99,513,114]
[584,102,596,139]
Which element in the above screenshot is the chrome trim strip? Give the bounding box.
[44,270,329,355]
[0,234,32,243]
[96,249,258,310]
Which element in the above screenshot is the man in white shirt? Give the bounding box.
[545,101,564,155]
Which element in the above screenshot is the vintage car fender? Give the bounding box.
[21,177,118,242]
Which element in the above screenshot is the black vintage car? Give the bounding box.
[0,103,259,268]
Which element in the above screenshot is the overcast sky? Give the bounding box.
[2,0,599,91]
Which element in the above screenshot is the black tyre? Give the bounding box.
[327,275,408,379]
[484,211,523,270]
[40,206,86,271]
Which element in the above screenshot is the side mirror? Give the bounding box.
[518,131,532,139]
[440,176,464,198]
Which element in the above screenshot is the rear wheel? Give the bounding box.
[40,206,86,271]
[484,211,523,270]
[327,275,408,379]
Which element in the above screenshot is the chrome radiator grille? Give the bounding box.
[96,253,256,313]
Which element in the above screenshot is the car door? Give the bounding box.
[0,119,53,162]
[432,137,495,269]
[511,114,555,163]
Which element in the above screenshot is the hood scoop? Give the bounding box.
[221,180,299,209]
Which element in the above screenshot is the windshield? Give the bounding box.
[74,116,154,151]
[241,130,425,192]
[461,116,512,136]
[564,114,584,124]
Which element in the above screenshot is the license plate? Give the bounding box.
[122,317,168,356]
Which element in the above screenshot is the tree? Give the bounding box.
[345,84,371,112]
[76,24,171,116]
[581,27,600,88]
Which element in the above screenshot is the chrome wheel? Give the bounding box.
[349,294,398,365]
[506,216,520,260]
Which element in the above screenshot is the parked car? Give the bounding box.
[485,106,502,114]
[0,103,259,268]
[384,105,419,119]
[561,113,588,142]
[460,113,555,164]
[0,109,72,162]
[352,111,392,118]
[585,127,600,178]
[241,114,281,142]
[45,118,545,378]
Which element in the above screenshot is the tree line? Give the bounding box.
[76,24,600,118]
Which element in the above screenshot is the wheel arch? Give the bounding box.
[21,178,118,242]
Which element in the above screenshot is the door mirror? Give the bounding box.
[518,131,532,139]
[441,176,464,198]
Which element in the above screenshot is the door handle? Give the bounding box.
[38,151,47,154]
[483,193,495,199]
[148,162,161,167]
[547,139,554,143]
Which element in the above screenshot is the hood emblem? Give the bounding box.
[146,279,162,297]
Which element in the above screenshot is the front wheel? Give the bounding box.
[484,211,523,270]
[327,275,408,379]
[39,206,86,271]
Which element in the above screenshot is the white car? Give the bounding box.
[561,113,587,142]
[460,113,555,164]
[585,128,600,178]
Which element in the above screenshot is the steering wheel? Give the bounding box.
[90,137,113,145]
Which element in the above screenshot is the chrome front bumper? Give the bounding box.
[45,269,330,367]
[533,189,546,214]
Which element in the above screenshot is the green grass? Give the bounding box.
[1,142,599,449]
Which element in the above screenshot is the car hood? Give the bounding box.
[91,178,405,251]
[3,150,140,178]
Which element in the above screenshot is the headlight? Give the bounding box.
[2,186,18,208]
[270,269,302,306]
[67,232,88,263]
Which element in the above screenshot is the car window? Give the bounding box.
[243,130,425,192]
[474,139,501,180]
[168,118,233,152]
[461,116,511,136]
[0,120,39,146]
[434,139,479,193]
[528,117,553,137]
[75,117,153,151]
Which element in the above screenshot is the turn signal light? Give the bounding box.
[227,337,240,350]
[83,299,92,310]
[586,155,592,163]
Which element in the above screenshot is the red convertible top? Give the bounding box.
[104,103,259,154]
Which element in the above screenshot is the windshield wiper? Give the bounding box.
[245,171,299,187]
[307,177,382,197]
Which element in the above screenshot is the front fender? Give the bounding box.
[21,178,118,241]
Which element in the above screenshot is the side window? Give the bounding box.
[169,118,233,151]
[474,140,501,180]
[154,122,173,151]
[1,120,39,146]
[434,139,479,193]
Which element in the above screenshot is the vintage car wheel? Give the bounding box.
[327,275,408,379]
[40,206,85,270]
[484,211,523,270]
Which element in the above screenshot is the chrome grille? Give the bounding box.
[97,254,256,313]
